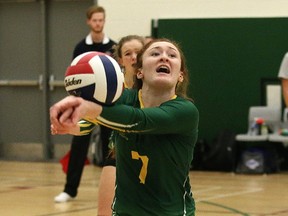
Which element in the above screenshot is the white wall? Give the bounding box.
[98,0,288,42]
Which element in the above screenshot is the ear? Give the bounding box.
[136,69,143,79]
[118,58,123,66]
[178,72,184,82]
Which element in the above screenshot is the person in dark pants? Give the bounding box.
[54,5,116,203]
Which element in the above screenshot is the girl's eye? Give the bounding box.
[168,53,177,58]
[151,52,159,56]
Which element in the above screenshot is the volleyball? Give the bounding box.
[64,51,124,105]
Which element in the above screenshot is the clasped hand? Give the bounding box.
[50,96,102,135]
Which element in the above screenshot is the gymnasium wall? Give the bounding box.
[2,0,288,159]
[98,0,288,41]
[154,18,288,141]
[98,0,288,142]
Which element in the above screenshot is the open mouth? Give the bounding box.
[156,65,170,74]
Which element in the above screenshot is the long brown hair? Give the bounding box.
[133,38,191,100]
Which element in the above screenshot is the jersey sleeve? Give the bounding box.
[98,97,199,135]
[78,119,97,135]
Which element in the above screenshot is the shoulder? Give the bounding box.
[166,97,198,111]
[74,38,86,47]
[108,38,117,45]
[73,38,87,58]
[162,97,199,122]
[103,35,117,45]
[278,52,288,78]
[174,97,199,129]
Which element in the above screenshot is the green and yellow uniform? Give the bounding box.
[82,88,199,216]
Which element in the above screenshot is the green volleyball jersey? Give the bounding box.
[85,89,199,216]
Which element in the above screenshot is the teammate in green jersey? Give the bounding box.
[50,38,199,216]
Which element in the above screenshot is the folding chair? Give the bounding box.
[236,106,281,142]
[235,106,282,174]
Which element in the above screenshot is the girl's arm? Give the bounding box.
[50,95,102,135]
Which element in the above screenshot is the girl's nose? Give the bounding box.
[160,53,169,62]
[132,53,137,60]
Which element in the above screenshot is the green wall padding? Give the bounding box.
[154,17,288,142]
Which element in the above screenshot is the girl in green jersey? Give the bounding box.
[98,35,145,216]
[50,38,199,216]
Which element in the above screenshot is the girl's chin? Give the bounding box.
[152,79,175,89]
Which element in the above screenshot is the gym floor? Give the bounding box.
[0,161,287,216]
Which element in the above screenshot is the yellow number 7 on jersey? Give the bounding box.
[131,151,149,184]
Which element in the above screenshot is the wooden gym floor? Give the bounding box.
[0,160,287,216]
